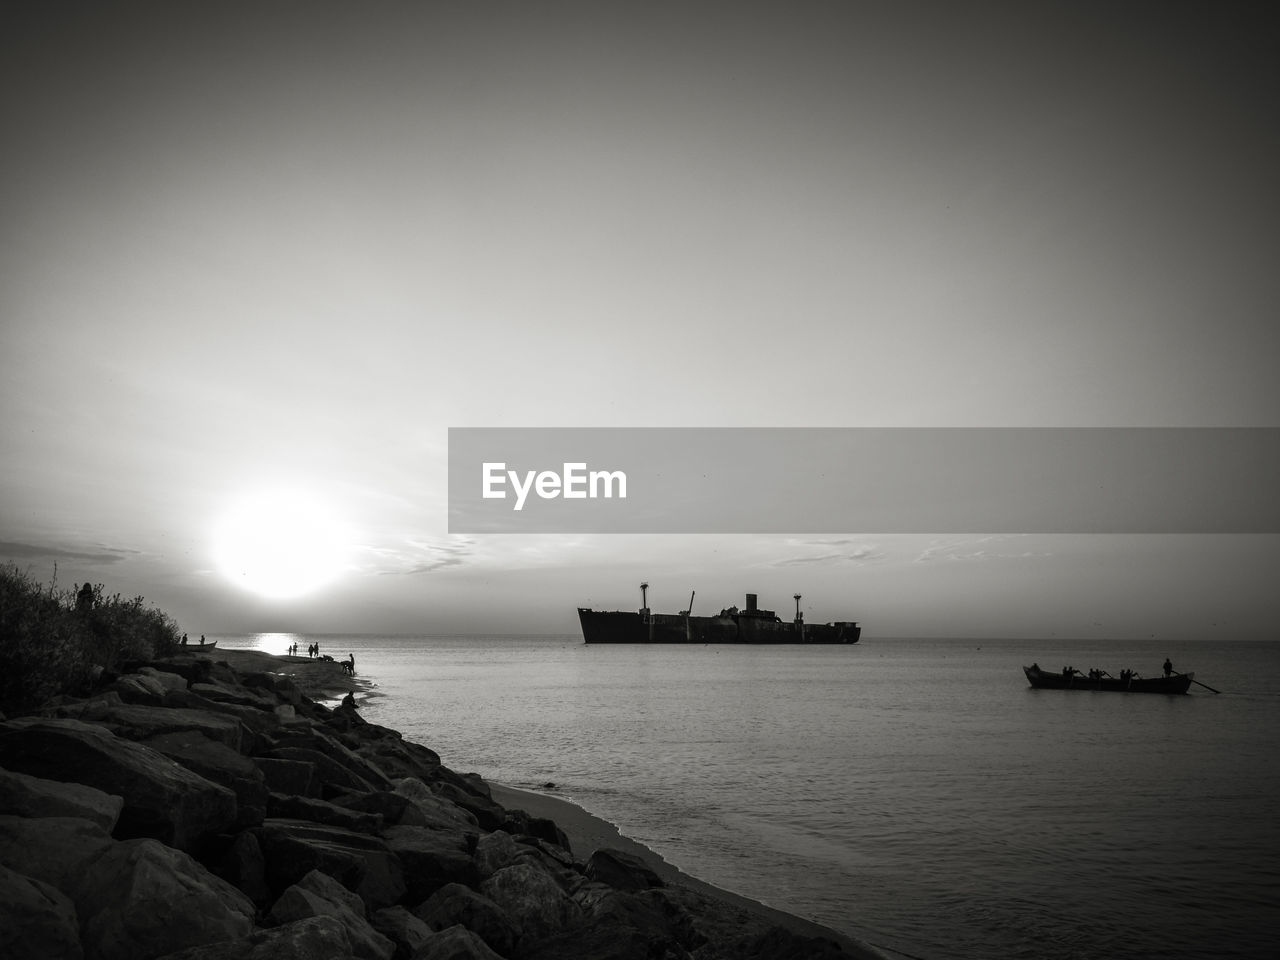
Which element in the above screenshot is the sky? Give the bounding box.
[2,1,1278,639]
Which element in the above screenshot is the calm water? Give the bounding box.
[214,634,1280,960]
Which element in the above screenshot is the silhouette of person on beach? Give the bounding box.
[341,690,357,711]
[344,653,356,677]
[1163,658,1174,677]
[181,633,188,646]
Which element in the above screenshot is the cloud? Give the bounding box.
[913,535,1050,563]
[0,541,138,564]
[771,540,886,566]
[363,537,474,575]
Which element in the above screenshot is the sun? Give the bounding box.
[213,488,349,599]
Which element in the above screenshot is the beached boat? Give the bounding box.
[1023,663,1192,694]
[579,586,861,644]
[181,639,218,650]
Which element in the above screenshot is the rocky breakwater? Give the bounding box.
[0,652,858,960]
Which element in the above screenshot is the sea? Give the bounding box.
[210,633,1279,960]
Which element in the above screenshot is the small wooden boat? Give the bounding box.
[181,639,218,650]
[1023,663,1192,694]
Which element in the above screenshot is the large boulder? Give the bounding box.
[370,905,434,959]
[415,882,518,957]
[268,868,395,960]
[164,688,284,741]
[255,818,406,910]
[584,847,665,891]
[253,757,322,798]
[154,915,353,960]
[0,767,124,831]
[263,746,385,797]
[381,824,477,904]
[414,924,508,960]
[72,838,255,960]
[332,788,433,828]
[0,814,115,893]
[66,702,250,754]
[347,730,444,783]
[0,862,83,960]
[391,777,480,832]
[136,667,189,693]
[479,861,581,943]
[143,730,267,827]
[190,680,280,710]
[267,792,383,832]
[474,830,524,879]
[216,830,271,906]
[0,717,238,852]
[430,779,507,832]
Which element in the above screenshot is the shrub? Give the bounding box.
[0,564,181,716]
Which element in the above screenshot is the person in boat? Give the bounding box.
[1163,658,1174,676]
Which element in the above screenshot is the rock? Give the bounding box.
[73,838,255,960]
[154,915,353,960]
[69,702,251,754]
[391,777,480,832]
[143,730,267,827]
[585,847,665,891]
[474,830,524,879]
[0,717,238,853]
[479,862,581,942]
[136,667,189,693]
[255,818,406,910]
[737,925,850,960]
[499,808,572,851]
[241,671,303,706]
[415,882,518,957]
[414,924,508,960]
[370,905,433,960]
[340,726,441,783]
[380,824,478,904]
[0,862,84,960]
[253,757,322,798]
[0,814,115,893]
[107,673,168,705]
[215,830,271,905]
[190,679,279,709]
[264,745,386,798]
[268,868,395,960]
[267,792,383,832]
[0,767,124,831]
[332,788,432,827]
[429,780,506,832]
[164,688,284,741]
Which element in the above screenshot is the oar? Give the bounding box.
[1191,678,1221,694]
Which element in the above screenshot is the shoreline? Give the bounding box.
[214,645,899,959]
[489,781,895,960]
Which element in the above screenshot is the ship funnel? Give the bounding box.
[745,593,757,612]
[640,582,649,617]
[794,593,803,623]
